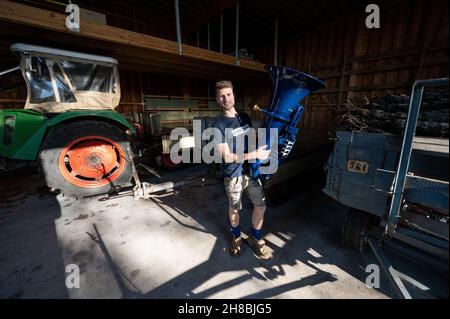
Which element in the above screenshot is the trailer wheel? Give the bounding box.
[39,120,134,198]
[342,208,378,252]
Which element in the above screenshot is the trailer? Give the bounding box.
[323,78,449,298]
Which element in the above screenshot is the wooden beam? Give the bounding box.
[0,0,266,74]
[309,44,448,72]
[0,22,267,84]
[317,82,415,94]
[315,57,449,80]
[0,99,25,102]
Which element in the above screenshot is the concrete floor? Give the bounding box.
[0,165,447,299]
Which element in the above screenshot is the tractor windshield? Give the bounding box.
[17,49,120,112]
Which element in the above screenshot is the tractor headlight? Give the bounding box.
[3,115,16,146]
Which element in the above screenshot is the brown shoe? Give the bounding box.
[230,236,243,256]
[247,236,267,256]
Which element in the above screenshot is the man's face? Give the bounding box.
[216,87,235,111]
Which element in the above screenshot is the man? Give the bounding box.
[213,80,271,258]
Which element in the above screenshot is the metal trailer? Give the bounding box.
[323,78,449,299]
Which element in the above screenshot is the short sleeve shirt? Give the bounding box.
[213,112,253,178]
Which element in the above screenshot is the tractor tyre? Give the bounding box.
[39,120,134,198]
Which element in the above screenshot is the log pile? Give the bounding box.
[334,91,449,137]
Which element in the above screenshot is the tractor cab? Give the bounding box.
[11,43,121,113]
[1,44,135,198]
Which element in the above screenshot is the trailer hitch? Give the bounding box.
[98,175,216,201]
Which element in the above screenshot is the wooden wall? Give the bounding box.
[272,0,449,132]
[0,65,213,113]
[1,0,448,134]
[117,71,213,117]
[0,69,25,110]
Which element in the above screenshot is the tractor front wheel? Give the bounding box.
[39,120,134,198]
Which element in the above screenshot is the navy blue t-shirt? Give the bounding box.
[213,112,253,178]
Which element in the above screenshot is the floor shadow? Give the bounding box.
[3,164,444,299]
[85,223,143,299]
[0,169,68,298]
[131,165,401,299]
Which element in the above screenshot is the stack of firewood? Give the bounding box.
[334,91,449,137]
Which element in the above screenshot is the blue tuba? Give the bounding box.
[250,65,325,179]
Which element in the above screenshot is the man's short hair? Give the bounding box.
[216,80,233,91]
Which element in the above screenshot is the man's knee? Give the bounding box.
[254,204,266,214]
[229,206,240,214]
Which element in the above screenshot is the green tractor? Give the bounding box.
[0,43,136,198]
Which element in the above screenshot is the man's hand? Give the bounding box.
[217,143,271,162]
[256,145,271,161]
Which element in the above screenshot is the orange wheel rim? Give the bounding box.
[58,136,127,188]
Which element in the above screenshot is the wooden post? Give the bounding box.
[235,2,240,65]
[274,17,279,66]
[207,21,210,50]
[197,29,200,48]
[174,0,182,55]
[220,13,223,53]
[338,55,348,108]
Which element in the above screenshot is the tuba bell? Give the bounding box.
[250,65,325,179]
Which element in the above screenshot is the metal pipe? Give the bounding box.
[235,2,240,65]
[207,21,210,50]
[220,13,223,53]
[274,17,279,66]
[174,0,182,55]
[414,78,449,87]
[379,219,449,260]
[381,235,449,275]
[386,84,424,236]
[394,227,449,257]
[0,66,20,77]
[367,236,412,299]
[197,29,200,48]
[385,78,448,236]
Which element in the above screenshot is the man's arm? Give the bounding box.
[217,142,270,163]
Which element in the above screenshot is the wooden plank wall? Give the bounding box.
[0,69,26,109]
[0,66,213,113]
[117,71,212,117]
[2,0,448,132]
[245,0,449,132]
